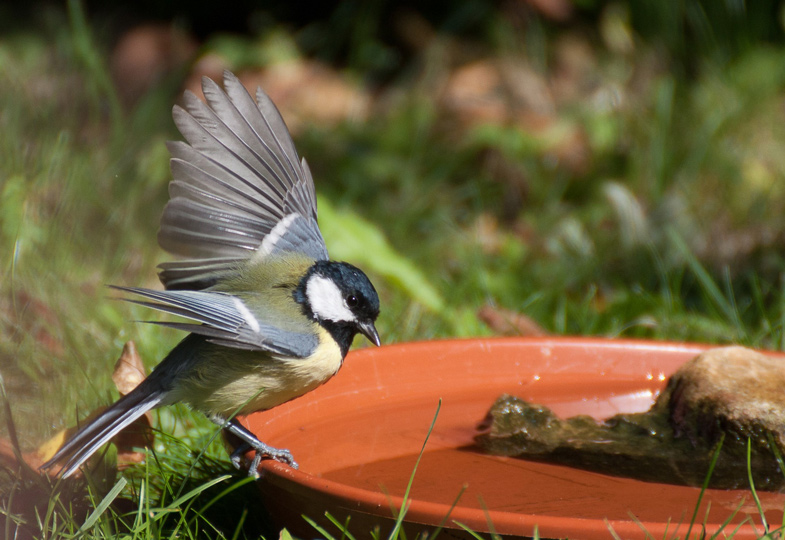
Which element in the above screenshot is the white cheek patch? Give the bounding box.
[306,275,354,322]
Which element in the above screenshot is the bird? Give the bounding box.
[41,70,381,479]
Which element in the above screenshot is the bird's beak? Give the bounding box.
[358,320,381,347]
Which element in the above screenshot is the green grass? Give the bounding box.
[3,0,785,538]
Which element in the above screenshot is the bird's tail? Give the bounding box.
[40,382,166,478]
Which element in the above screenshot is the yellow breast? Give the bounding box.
[173,328,343,418]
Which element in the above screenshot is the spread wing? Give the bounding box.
[158,70,328,290]
[113,286,319,358]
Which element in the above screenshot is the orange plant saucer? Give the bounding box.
[243,337,785,539]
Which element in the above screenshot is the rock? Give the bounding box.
[666,346,785,450]
[477,346,785,490]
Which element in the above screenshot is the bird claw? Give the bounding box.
[230,442,299,477]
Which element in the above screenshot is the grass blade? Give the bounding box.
[708,498,745,539]
[452,521,488,540]
[76,476,127,535]
[685,433,723,540]
[185,474,257,530]
[426,483,468,540]
[389,398,442,539]
[324,512,358,540]
[667,229,742,331]
[164,474,232,512]
[747,438,768,533]
[766,432,785,479]
[302,514,338,540]
[475,495,503,540]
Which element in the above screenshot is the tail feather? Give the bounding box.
[41,386,166,478]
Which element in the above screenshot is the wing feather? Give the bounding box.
[158,70,327,290]
[113,286,318,358]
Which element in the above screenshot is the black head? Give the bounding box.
[295,261,381,356]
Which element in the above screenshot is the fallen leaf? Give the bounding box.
[112,341,146,396]
[111,342,152,467]
[35,429,67,464]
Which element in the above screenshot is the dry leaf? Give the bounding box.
[35,429,68,464]
[111,341,153,467]
[112,341,146,396]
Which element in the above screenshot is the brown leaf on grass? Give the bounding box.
[36,429,67,465]
[112,341,146,396]
[111,341,152,468]
[498,58,554,115]
[479,305,549,336]
[36,409,152,476]
[0,440,90,537]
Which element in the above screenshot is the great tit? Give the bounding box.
[41,70,381,478]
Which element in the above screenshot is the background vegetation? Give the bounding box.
[3,0,785,537]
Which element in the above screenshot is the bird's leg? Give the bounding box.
[210,415,298,477]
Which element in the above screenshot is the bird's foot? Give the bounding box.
[214,415,299,477]
[230,441,299,477]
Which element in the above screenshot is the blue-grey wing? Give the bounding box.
[113,286,319,358]
[157,70,328,290]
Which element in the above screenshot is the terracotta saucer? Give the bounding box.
[243,337,785,539]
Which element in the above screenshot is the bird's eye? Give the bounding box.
[346,294,358,308]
